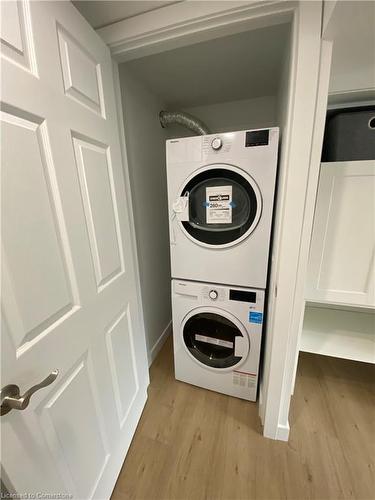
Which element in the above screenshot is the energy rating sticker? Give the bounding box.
[249,311,263,324]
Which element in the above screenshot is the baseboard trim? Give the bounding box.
[258,383,265,425]
[149,320,172,366]
[262,418,290,441]
[276,422,290,441]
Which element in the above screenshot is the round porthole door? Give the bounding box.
[181,308,250,371]
[179,165,262,247]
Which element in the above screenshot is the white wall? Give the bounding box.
[183,96,277,135]
[119,66,172,364]
[160,95,277,139]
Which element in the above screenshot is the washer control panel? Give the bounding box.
[173,280,265,311]
[202,286,225,302]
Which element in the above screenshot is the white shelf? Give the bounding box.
[327,88,375,109]
[305,299,374,313]
[300,305,375,364]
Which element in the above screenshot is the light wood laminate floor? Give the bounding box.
[111,337,375,500]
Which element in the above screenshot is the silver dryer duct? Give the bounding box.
[159,110,210,136]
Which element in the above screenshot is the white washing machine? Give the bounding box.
[172,279,265,401]
[166,128,279,289]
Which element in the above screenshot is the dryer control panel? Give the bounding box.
[166,127,279,166]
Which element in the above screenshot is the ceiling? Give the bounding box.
[73,1,179,29]
[122,22,290,108]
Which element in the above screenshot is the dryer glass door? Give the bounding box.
[183,312,246,369]
[181,167,260,246]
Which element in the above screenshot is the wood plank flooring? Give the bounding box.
[111,337,375,500]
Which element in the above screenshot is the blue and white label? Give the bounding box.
[249,311,263,324]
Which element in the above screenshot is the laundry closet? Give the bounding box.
[118,20,291,362]
[104,0,323,441]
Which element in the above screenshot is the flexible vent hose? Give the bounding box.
[159,110,210,136]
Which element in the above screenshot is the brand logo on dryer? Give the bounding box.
[209,194,230,202]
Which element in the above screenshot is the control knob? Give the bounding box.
[211,137,222,150]
[209,289,218,300]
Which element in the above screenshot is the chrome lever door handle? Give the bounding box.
[1,370,59,416]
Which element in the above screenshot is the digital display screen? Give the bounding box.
[229,290,256,303]
[245,129,269,147]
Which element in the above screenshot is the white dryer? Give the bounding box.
[172,279,265,401]
[166,128,279,289]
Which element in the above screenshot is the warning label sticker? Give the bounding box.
[206,185,232,224]
[232,370,257,388]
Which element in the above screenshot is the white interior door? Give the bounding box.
[1,1,149,498]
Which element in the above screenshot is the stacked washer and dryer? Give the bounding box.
[166,128,279,401]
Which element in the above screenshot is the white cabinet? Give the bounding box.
[306,161,375,308]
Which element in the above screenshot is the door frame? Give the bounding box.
[112,61,148,358]
[102,0,324,440]
[98,1,296,63]
[285,39,333,398]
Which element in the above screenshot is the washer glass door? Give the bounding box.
[183,312,247,369]
[181,167,260,246]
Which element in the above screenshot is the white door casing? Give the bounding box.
[306,161,375,308]
[1,1,148,498]
[288,39,333,395]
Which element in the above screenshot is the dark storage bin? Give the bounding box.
[324,109,375,161]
